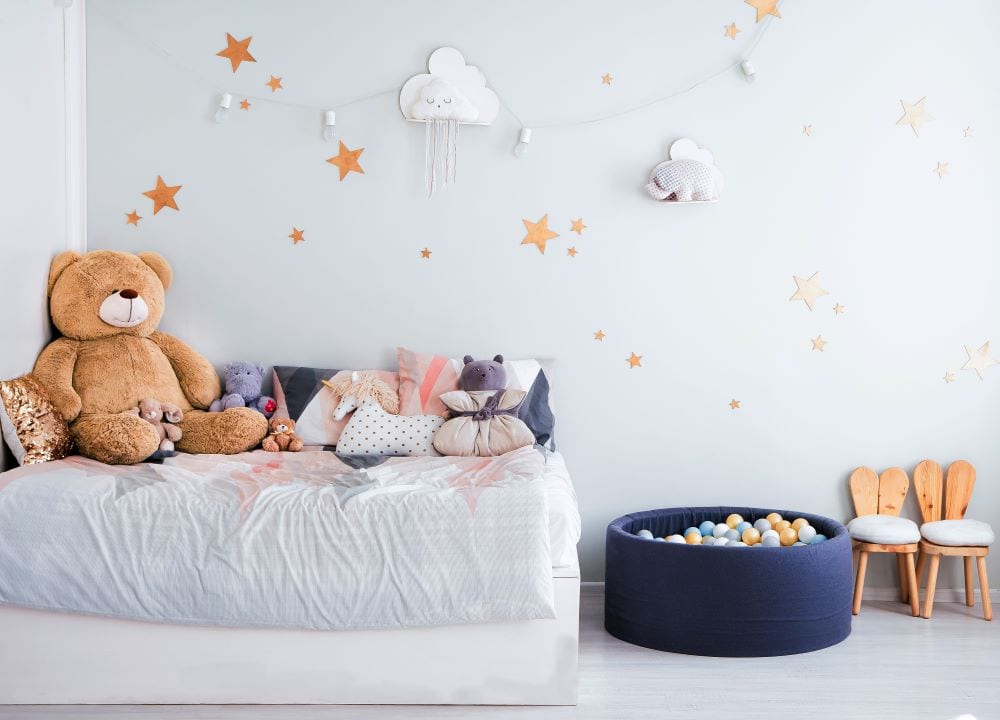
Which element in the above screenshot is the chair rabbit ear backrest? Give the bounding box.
[944,460,976,520]
[877,467,909,516]
[849,466,879,517]
[913,459,943,523]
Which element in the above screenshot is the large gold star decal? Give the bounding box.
[627,352,642,368]
[142,176,182,214]
[594,330,606,341]
[266,75,283,92]
[789,272,829,311]
[601,73,613,86]
[288,227,305,245]
[962,341,997,380]
[520,214,559,254]
[811,335,827,352]
[724,22,741,39]
[326,141,365,181]
[729,399,741,410]
[420,247,432,259]
[216,33,256,73]
[125,210,141,227]
[570,218,587,235]
[933,162,949,179]
[896,97,934,136]
[745,0,781,22]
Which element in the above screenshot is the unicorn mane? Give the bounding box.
[322,372,400,415]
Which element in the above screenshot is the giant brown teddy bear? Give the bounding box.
[33,250,268,464]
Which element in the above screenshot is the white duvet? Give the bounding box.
[0,446,577,630]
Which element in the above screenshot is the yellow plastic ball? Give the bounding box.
[726,513,744,529]
[765,512,783,527]
[779,527,798,546]
[741,528,761,545]
[774,520,792,533]
[685,531,703,545]
[792,518,809,531]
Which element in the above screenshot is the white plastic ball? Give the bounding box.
[655,537,666,542]
[702,536,717,546]
[793,541,807,546]
[762,535,781,547]
[761,529,779,541]
[636,528,654,539]
[724,528,740,541]
[797,525,817,543]
[666,534,687,543]
[753,519,772,534]
[714,538,729,546]
[713,523,729,538]
[732,541,747,546]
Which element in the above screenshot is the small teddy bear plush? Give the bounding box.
[261,417,303,453]
[132,398,183,452]
[209,362,276,418]
[459,354,507,392]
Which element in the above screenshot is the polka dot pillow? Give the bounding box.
[335,407,444,457]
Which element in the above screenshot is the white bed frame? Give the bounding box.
[0,562,579,705]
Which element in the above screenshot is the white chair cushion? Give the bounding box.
[920,519,995,547]
[847,514,920,545]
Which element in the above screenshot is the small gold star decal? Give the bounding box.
[729,399,741,410]
[567,247,578,258]
[962,341,998,380]
[594,330,606,341]
[239,99,251,110]
[420,247,431,259]
[833,303,845,315]
[723,22,741,39]
[125,210,141,227]
[963,126,973,138]
[803,124,813,136]
[570,218,587,235]
[745,0,781,23]
[627,352,642,368]
[520,214,559,254]
[811,335,827,352]
[933,161,949,179]
[601,73,613,86]
[266,75,283,92]
[943,371,955,384]
[896,97,934,136]
[288,227,305,244]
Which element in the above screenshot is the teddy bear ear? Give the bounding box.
[463,355,474,365]
[138,251,173,291]
[256,364,265,376]
[492,354,504,364]
[47,251,81,297]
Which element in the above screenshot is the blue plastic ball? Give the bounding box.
[636,528,654,539]
[762,535,781,547]
[736,521,752,534]
[724,528,740,541]
[655,537,667,542]
[753,518,772,534]
[810,533,827,544]
[699,521,716,537]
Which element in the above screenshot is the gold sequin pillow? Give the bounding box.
[0,374,73,465]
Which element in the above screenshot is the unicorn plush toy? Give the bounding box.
[323,371,443,456]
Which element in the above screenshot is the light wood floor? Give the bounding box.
[3,588,997,720]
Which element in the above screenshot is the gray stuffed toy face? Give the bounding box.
[460,354,507,392]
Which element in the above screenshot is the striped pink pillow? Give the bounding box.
[395,348,461,416]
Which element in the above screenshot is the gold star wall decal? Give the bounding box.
[570,218,587,235]
[811,335,827,352]
[943,371,955,384]
[567,247,578,258]
[520,214,559,254]
[216,33,256,73]
[933,162,949,179]
[288,227,305,244]
[125,210,141,227]
[803,124,813,136]
[962,341,997,380]
[789,272,830,311]
[963,126,973,138]
[420,247,432,259]
[601,73,613,86]
[266,75,283,92]
[594,330,606,341]
[724,22,741,39]
[326,141,365,180]
[745,0,781,22]
[627,352,642,368]
[239,99,251,110]
[896,97,934,136]
[832,303,845,315]
[142,176,182,214]
[729,399,741,410]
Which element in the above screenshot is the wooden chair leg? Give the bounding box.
[897,554,908,603]
[964,556,975,607]
[922,555,940,619]
[905,552,919,617]
[853,550,869,615]
[915,550,926,588]
[977,555,993,621]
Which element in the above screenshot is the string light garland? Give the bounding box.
[91,1,782,150]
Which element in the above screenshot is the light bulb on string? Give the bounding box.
[740,60,756,84]
[214,92,232,123]
[323,110,338,142]
[513,127,532,158]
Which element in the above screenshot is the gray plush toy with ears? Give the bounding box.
[460,354,507,392]
[209,361,277,417]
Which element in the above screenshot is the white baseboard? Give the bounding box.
[582,581,999,603]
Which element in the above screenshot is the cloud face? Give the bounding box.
[400,47,499,124]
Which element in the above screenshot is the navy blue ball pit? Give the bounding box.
[605,507,853,657]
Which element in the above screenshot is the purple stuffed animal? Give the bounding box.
[460,354,507,392]
[209,362,276,418]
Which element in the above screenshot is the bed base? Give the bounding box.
[0,569,578,706]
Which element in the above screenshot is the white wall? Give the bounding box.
[86,0,1000,588]
[0,0,84,471]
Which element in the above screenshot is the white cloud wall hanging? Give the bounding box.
[399,47,499,196]
[645,139,724,203]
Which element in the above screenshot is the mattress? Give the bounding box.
[0,446,580,630]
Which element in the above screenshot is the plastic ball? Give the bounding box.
[793,541,807,546]
[779,527,798,546]
[699,520,716,537]
[732,541,747,546]
[684,527,700,538]
[714,538,729,546]
[702,536,717,546]
[791,518,809,531]
[655,537,666,542]
[797,525,817,544]
[736,521,752,534]
[761,529,779,541]
[742,527,762,545]
[762,535,781,547]
[774,520,792,533]
[753,518,772,534]
[726,513,744,529]
[810,533,827,544]
[666,534,687,543]
[636,528,654,539]
[712,523,729,538]
[685,531,703,545]
[765,512,783,527]
[722,529,739,542]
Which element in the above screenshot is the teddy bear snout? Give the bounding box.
[98,290,150,328]
[119,289,138,299]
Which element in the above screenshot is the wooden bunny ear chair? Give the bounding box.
[914,460,994,620]
[846,467,921,617]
